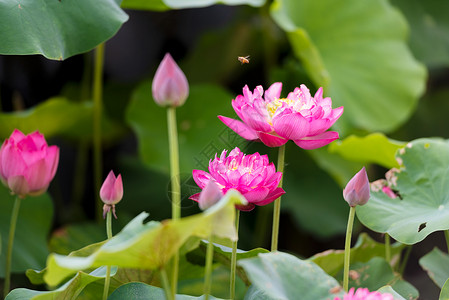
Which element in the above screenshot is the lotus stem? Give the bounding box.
[271,144,286,252]
[93,42,105,223]
[399,245,412,275]
[3,196,22,297]
[230,209,240,299]
[167,106,181,297]
[343,206,356,292]
[204,237,215,299]
[385,233,391,264]
[102,210,113,300]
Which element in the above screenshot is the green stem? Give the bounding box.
[3,196,22,297]
[204,237,215,300]
[343,206,356,292]
[230,209,240,300]
[399,245,412,275]
[102,210,113,300]
[167,106,181,297]
[445,230,449,253]
[161,268,174,300]
[93,43,105,223]
[385,233,391,264]
[271,144,286,252]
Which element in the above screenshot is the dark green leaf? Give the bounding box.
[0,0,128,60]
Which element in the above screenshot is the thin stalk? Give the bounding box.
[343,206,356,292]
[3,196,22,297]
[230,210,240,300]
[167,106,181,297]
[204,237,215,300]
[102,210,113,300]
[385,233,391,264]
[93,43,105,223]
[161,268,174,300]
[399,245,412,275]
[445,230,449,253]
[271,144,286,252]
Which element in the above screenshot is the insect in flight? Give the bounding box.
[238,56,250,64]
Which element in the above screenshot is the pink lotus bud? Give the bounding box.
[100,170,123,218]
[197,180,224,210]
[152,53,189,107]
[0,129,59,197]
[343,167,370,207]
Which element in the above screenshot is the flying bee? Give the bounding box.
[238,56,250,64]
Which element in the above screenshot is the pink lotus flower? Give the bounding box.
[190,148,285,211]
[334,288,394,300]
[152,53,189,107]
[0,129,59,197]
[343,167,370,207]
[218,83,343,149]
[100,170,123,218]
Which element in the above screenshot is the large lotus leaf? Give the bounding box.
[391,0,449,68]
[126,83,239,174]
[0,185,53,277]
[270,0,426,133]
[419,247,449,288]
[238,252,345,300]
[0,98,125,141]
[310,233,405,277]
[329,133,406,169]
[109,282,224,300]
[440,279,449,300]
[347,257,418,299]
[121,0,264,10]
[356,138,449,245]
[0,0,128,60]
[6,267,118,300]
[44,190,245,286]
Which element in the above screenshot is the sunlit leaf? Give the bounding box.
[44,191,245,286]
[238,252,345,299]
[6,267,118,300]
[270,0,427,133]
[0,0,128,60]
[419,247,449,288]
[329,133,406,169]
[0,185,53,277]
[357,138,449,245]
[440,279,449,300]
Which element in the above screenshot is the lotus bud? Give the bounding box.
[343,167,370,207]
[152,53,189,107]
[100,170,123,219]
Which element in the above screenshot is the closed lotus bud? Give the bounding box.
[0,129,59,197]
[343,167,370,207]
[152,53,189,107]
[100,170,123,218]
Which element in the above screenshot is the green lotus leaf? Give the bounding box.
[357,138,449,245]
[238,252,345,300]
[6,267,118,300]
[44,190,245,286]
[419,247,449,288]
[0,185,53,277]
[329,133,406,169]
[270,0,426,133]
[121,0,264,10]
[109,282,225,299]
[0,0,128,60]
[440,279,449,300]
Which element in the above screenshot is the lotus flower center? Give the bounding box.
[267,98,294,118]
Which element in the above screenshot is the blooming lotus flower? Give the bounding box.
[0,129,59,197]
[190,147,285,211]
[152,53,189,107]
[100,170,123,218]
[334,288,394,300]
[343,167,370,207]
[218,83,343,149]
